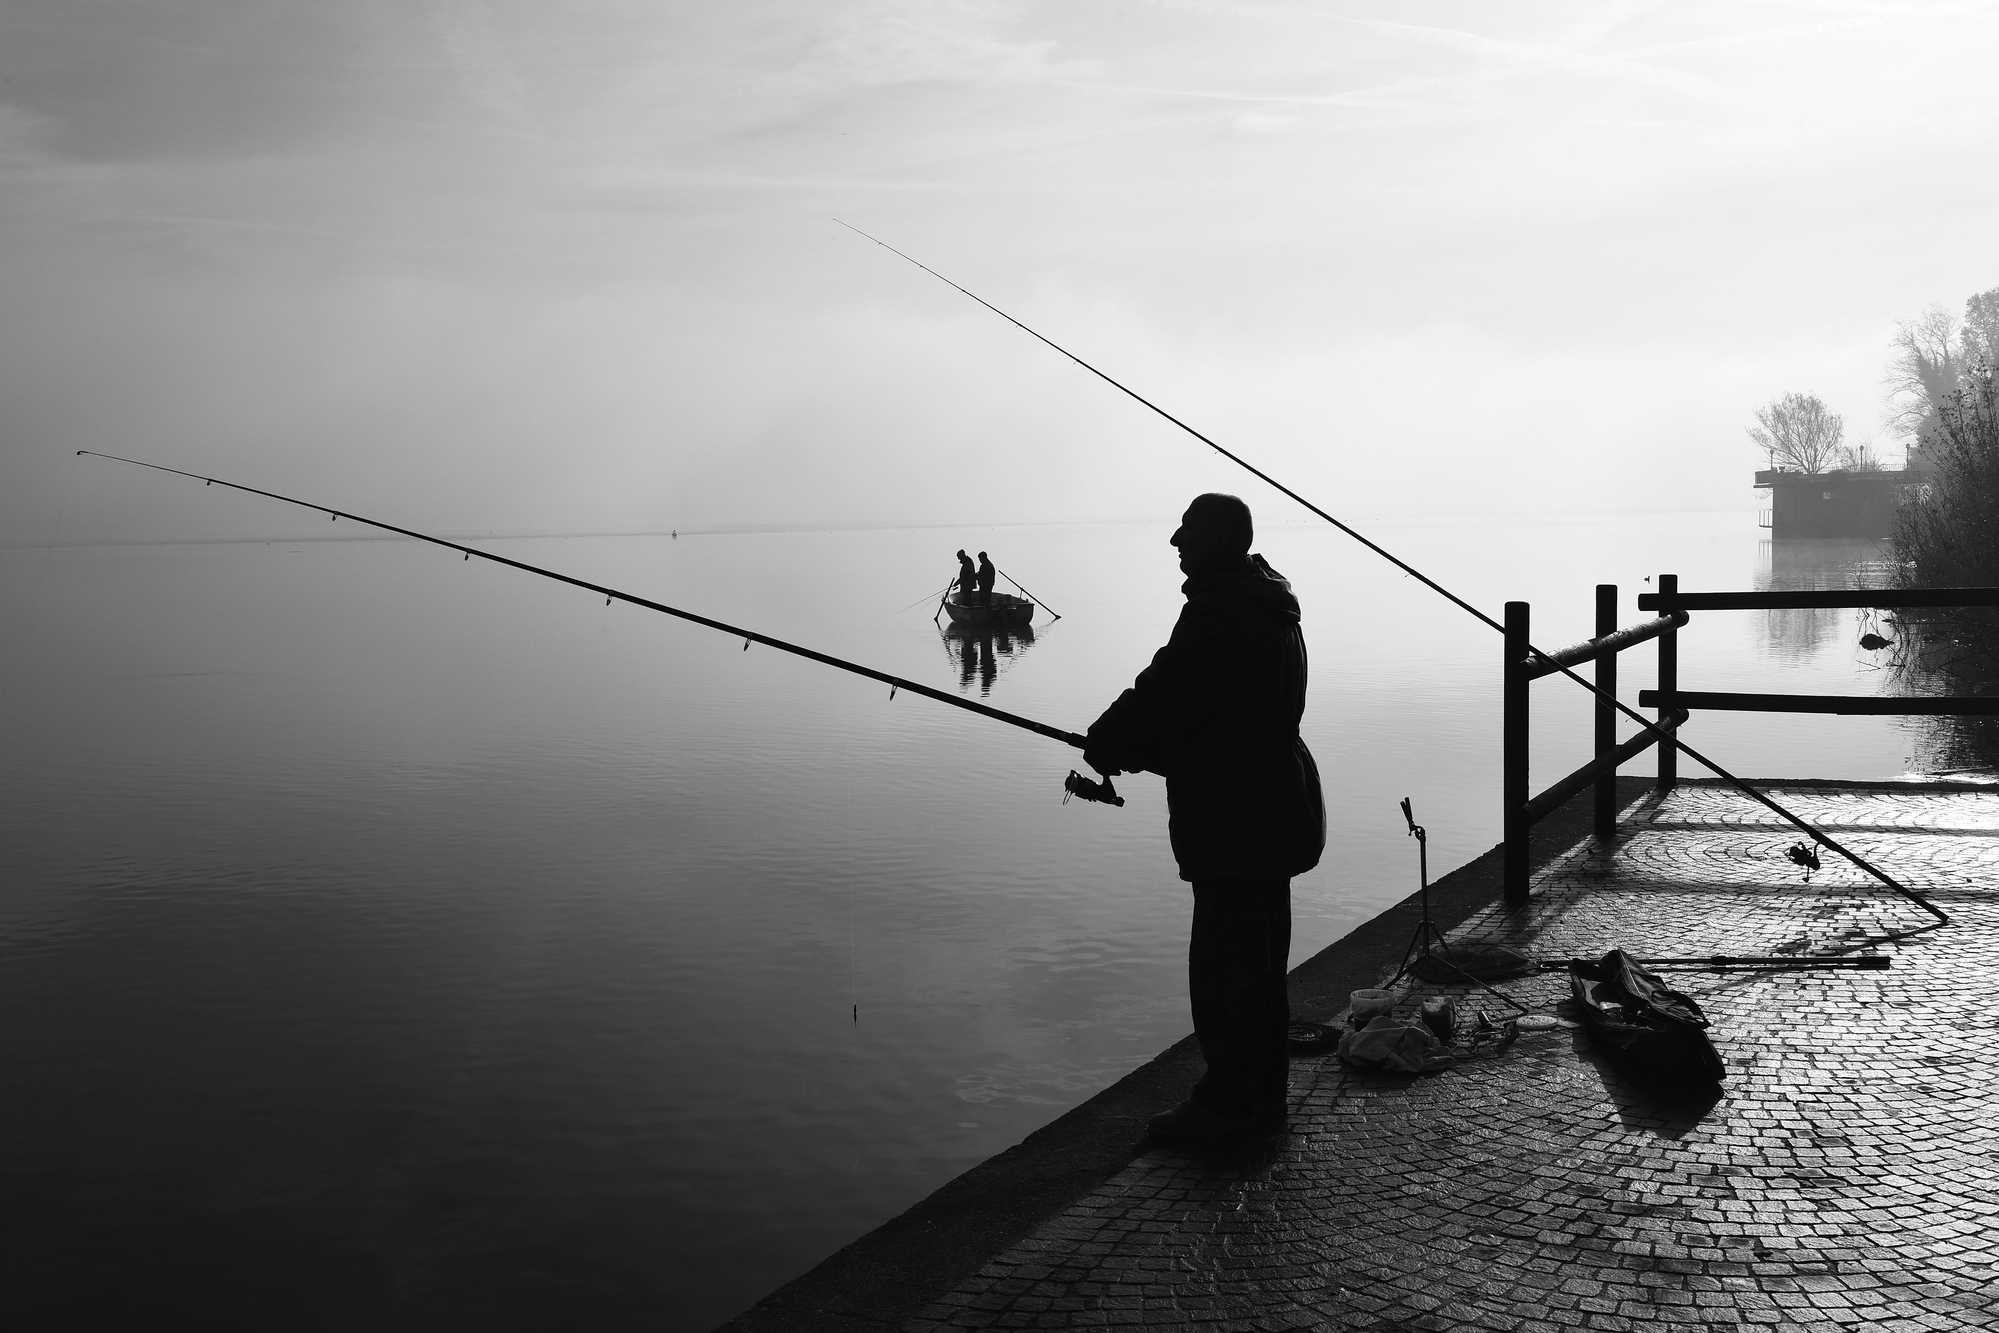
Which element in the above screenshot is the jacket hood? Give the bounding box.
[1183,553,1300,622]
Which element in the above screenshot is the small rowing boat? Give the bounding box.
[940,591,1035,628]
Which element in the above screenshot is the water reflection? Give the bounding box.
[1,515,1944,1330]
[1753,538,1896,664]
[941,621,1040,696]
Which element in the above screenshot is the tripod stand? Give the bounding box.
[1389,799,1535,1016]
[1387,799,1889,993]
[1391,797,1456,982]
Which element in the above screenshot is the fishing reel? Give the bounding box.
[1064,770,1124,808]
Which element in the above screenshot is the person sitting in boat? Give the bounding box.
[955,549,977,603]
[975,552,996,608]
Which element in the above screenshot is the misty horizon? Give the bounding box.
[2,5,1994,1326]
[5,3,1994,548]
[5,499,1785,551]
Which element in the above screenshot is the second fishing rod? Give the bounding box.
[77,451,1127,808]
[840,222,1946,926]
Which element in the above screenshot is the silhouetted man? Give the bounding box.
[975,552,996,608]
[1083,493,1325,1141]
[955,549,977,603]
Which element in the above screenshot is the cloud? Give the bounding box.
[1230,111,1297,135]
[0,104,58,169]
[3,0,1998,547]
[420,0,543,136]
[801,0,1077,88]
[0,1,418,163]
[1344,17,1740,105]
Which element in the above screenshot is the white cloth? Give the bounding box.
[1337,1021,1456,1074]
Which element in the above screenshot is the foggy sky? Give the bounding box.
[3,0,1994,544]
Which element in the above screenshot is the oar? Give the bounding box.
[994,564,1061,621]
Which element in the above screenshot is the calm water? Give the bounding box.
[0,512,1928,1328]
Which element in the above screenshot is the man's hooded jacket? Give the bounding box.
[1085,554,1326,882]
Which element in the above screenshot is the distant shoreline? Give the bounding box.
[2,507,1769,551]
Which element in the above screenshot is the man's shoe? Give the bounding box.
[1146,1100,1262,1141]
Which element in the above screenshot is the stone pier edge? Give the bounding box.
[713,773,1990,1332]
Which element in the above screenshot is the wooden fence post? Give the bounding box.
[1503,600,1530,907]
[1594,583,1617,841]
[1657,573,1678,791]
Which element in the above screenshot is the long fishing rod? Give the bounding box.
[77,451,1090,756]
[839,225,1946,924]
[836,220,1498,634]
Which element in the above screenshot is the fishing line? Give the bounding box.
[897,581,954,614]
[77,450,1090,756]
[838,224,1946,924]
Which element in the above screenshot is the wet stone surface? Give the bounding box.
[904,784,1999,1332]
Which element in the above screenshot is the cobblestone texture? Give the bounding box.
[905,785,1999,1332]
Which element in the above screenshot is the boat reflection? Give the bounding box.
[940,620,1040,697]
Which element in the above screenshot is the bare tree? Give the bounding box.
[1839,438,1885,472]
[1892,375,1999,771]
[1885,304,1963,442]
[1748,392,1845,473]
[1963,287,1999,382]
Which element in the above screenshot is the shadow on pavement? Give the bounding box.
[1564,1019,1724,1138]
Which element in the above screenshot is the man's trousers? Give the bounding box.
[1188,877,1292,1114]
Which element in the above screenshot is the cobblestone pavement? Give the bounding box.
[905,784,1999,1332]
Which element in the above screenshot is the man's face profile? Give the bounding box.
[1171,498,1242,576]
[1171,510,1201,575]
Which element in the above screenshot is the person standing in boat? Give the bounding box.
[975,552,996,608]
[955,549,977,605]
[1082,493,1325,1142]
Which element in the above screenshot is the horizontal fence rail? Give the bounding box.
[1503,579,1991,911]
[1640,586,1999,612]
[1522,709,1686,826]
[1524,612,1688,680]
[1500,574,1959,925]
[1641,690,1999,716]
[1640,581,1999,723]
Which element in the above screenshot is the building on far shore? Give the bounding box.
[1755,453,1930,538]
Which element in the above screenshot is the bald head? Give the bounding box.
[1171,493,1253,575]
